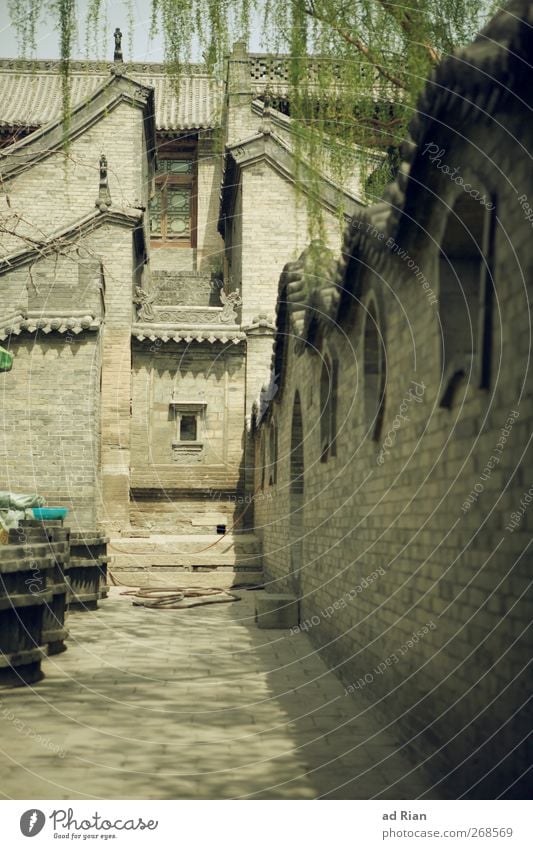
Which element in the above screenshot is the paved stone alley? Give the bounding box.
[0,588,442,800]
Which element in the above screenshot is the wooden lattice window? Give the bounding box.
[150,144,197,247]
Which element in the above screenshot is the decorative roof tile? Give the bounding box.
[132,325,245,344]
[0,311,100,340]
[0,61,223,131]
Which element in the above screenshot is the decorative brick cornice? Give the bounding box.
[132,325,245,345]
[0,310,100,340]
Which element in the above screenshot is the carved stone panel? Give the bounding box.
[171,443,205,464]
[153,307,225,324]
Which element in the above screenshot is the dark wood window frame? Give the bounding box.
[150,141,198,248]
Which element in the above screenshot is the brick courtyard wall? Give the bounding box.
[97,227,140,534]
[197,134,225,273]
[240,165,343,327]
[0,82,154,536]
[0,221,140,533]
[0,333,100,530]
[253,102,532,797]
[237,164,347,426]
[130,340,246,531]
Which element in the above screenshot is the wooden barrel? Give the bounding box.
[9,521,70,655]
[68,533,110,611]
[0,541,55,687]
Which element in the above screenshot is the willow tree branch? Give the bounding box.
[374,0,441,64]
[304,5,409,91]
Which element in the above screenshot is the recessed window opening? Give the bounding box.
[269,422,278,485]
[364,300,386,440]
[180,414,197,442]
[438,193,494,406]
[260,437,267,490]
[320,355,338,462]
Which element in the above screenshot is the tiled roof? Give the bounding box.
[0,61,223,130]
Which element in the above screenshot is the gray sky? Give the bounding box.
[0,0,264,62]
[0,0,497,63]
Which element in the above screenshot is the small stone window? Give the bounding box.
[180,414,198,442]
[170,401,206,461]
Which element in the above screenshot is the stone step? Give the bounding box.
[109,568,263,591]
[109,532,263,572]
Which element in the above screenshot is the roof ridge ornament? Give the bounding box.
[113,28,123,63]
[96,153,112,210]
[259,102,272,136]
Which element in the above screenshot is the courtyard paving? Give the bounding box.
[0,587,441,800]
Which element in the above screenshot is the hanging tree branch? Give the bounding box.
[374,0,441,64]
[303,2,409,92]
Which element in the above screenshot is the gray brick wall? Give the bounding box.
[253,114,532,797]
[0,333,100,530]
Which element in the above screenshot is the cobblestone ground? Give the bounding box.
[0,588,441,800]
